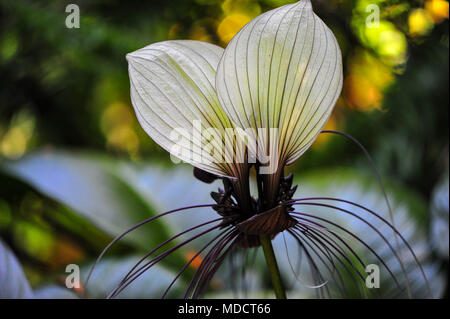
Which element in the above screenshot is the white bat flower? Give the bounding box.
[101,0,432,299]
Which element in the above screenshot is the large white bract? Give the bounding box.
[126,0,343,178]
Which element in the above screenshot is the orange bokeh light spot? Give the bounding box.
[344,75,383,111]
[312,114,340,149]
[426,0,449,23]
[185,250,203,269]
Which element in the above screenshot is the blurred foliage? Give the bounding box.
[0,151,446,298]
[0,0,448,298]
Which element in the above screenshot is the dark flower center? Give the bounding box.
[194,167,298,248]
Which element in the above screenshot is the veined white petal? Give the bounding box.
[127,40,236,177]
[216,0,343,170]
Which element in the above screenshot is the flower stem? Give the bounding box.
[259,234,286,299]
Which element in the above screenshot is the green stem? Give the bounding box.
[259,234,286,299]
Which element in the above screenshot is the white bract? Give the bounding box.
[126,0,343,178]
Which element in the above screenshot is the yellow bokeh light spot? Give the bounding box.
[1,127,27,159]
[101,102,139,155]
[101,102,133,132]
[0,111,35,159]
[106,126,139,154]
[378,30,407,58]
[426,0,449,23]
[221,0,261,17]
[217,13,251,44]
[345,75,383,111]
[409,9,434,36]
[343,51,394,111]
[363,21,407,65]
[312,114,339,149]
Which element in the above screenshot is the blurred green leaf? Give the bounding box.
[0,150,194,277]
[0,151,172,249]
[0,150,233,296]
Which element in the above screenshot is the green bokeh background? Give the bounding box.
[0,0,448,298]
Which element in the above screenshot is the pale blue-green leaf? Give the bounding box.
[0,151,173,251]
[81,256,181,298]
[270,168,444,298]
[0,239,33,299]
[33,286,78,299]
